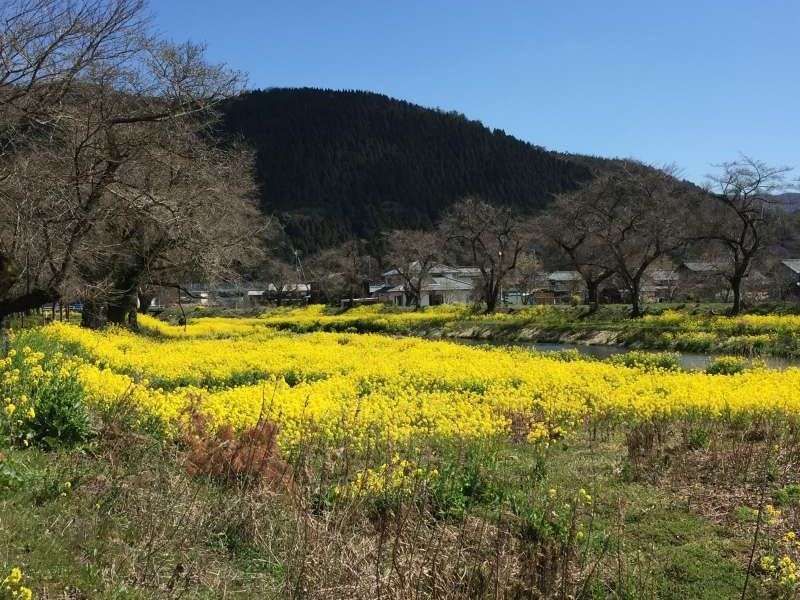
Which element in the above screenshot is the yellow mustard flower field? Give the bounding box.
[6,308,800,598]
[18,311,800,450]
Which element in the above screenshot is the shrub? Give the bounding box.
[27,369,91,448]
[182,408,289,488]
[608,351,681,371]
[774,484,800,507]
[705,356,748,375]
[1,341,91,448]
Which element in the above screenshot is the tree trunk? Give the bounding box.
[138,293,154,315]
[484,283,499,314]
[586,280,600,312]
[730,276,743,315]
[629,279,643,318]
[107,288,139,329]
[81,299,105,329]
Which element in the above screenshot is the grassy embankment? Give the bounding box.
[3,314,800,598]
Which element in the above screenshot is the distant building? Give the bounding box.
[641,269,680,302]
[674,261,774,302]
[179,281,310,307]
[775,259,800,299]
[675,262,729,301]
[546,271,586,303]
[374,263,481,306]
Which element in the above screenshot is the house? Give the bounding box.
[675,262,729,301]
[546,271,586,303]
[179,281,310,307]
[774,259,800,299]
[674,261,774,302]
[374,263,481,306]
[641,269,680,302]
[504,272,552,305]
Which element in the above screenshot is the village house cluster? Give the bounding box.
[166,258,800,311]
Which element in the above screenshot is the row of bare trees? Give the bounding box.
[280,198,534,313]
[546,158,794,315]
[0,0,266,328]
[287,157,795,317]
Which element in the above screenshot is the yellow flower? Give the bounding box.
[21,308,800,456]
[761,555,776,573]
[765,504,782,525]
[3,567,22,585]
[18,587,33,600]
[3,403,16,417]
[25,407,35,420]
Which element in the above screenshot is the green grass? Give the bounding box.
[1,429,768,599]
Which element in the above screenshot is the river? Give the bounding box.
[456,339,799,371]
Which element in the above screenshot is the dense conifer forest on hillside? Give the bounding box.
[219,88,598,253]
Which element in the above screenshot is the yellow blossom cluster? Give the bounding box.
[29,315,800,451]
[1,567,33,600]
[255,304,800,338]
[642,310,800,336]
[337,456,437,499]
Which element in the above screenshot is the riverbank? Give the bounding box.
[249,304,800,359]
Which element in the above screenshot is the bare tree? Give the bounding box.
[573,164,691,317]
[384,229,442,308]
[0,0,248,327]
[700,156,793,314]
[259,257,302,305]
[440,197,531,313]
[0,0,147,322]
[538,196,615,311]
[507,249,544,305]
[306,240,372,305]
[86,140,264,327]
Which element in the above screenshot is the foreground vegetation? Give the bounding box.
[3,313,800,597]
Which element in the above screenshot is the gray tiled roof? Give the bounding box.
[681,262,725,272]
[547,271,583,281]
[781,259,800,274]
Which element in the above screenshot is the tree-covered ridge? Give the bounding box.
[219,88,594,253]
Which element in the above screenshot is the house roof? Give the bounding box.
[547,271,582,281]
[649,270,679,282]
[378,275,474,295]
[426,276,473,291]
[441,266,481,277]
[681,262,726,273]
[781,259,800,274]
[382,262,481,278]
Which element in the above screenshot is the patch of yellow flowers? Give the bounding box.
[256,304,800,337]
[29,314,800,450]
[1,567,33,600]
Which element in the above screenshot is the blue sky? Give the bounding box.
[151,0,799,185]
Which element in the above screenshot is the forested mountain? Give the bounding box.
[219,88,599,254]
[775,193,800,213]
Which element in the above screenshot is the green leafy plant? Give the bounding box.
[705,355,748,375]
[608,351,681,371]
